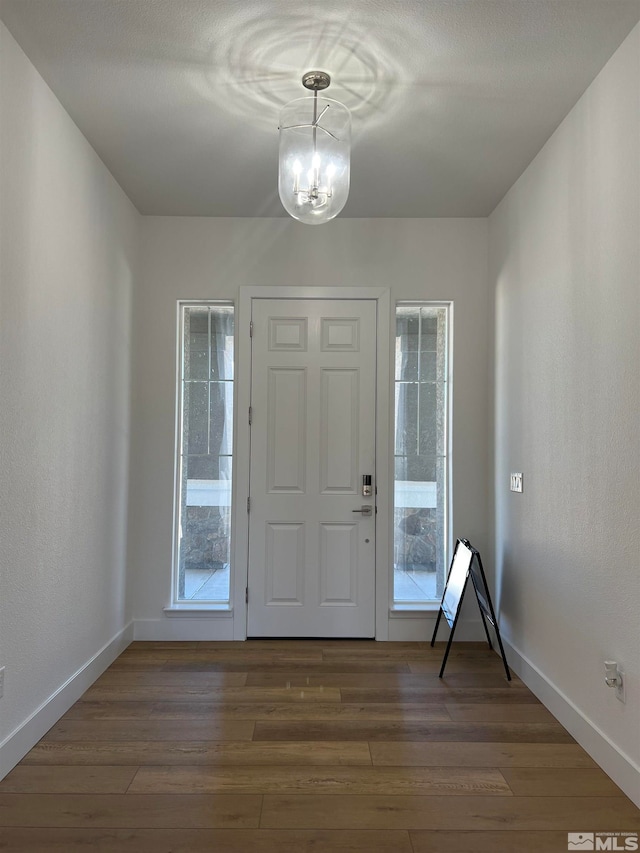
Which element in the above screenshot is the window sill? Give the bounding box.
[389,604,440,617]
[163,605,233,618]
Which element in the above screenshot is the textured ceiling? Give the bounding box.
[1,0,639,217]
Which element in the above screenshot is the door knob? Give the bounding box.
[352,505,373,517]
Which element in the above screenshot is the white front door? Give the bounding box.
[247,298,376,637]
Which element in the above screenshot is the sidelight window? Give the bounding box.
[173,303,234,604]
[393,304,451,605]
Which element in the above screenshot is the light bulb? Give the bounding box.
[292,159,302,194]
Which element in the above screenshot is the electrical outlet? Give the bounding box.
[510,473,523,492]
[0,667,4,698]
[605,661,626,703]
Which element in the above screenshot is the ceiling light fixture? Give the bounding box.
[278,71,351,224]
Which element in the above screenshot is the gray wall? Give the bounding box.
[129,216,490,635]
[0,22,139,766]
[489,23,639,780]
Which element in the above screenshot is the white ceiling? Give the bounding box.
[2,0,639,217]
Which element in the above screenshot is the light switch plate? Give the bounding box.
[510,473,523,492]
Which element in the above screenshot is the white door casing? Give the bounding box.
[247,298,377,637]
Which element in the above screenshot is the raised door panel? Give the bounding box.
[267,368,306,494]
[319,523,358,605]
[320,369,358,494]
[321,318,360,351]
[269,317,308,351]
[265,523,305,605]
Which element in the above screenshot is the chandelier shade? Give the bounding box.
[278,74,351,225]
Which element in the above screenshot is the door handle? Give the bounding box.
[352,505,373,517]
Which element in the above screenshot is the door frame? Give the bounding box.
[233,286,391,640]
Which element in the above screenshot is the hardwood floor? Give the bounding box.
[1,641,638,852]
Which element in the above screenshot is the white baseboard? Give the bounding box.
[134,617,235,641]
[0,621,134,781]
[503,636,640,809]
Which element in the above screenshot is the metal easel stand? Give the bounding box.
[430,538,511,681]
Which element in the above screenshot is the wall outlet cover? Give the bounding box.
[510,473,523,492]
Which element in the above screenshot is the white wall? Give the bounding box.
[0,22,139,775]
[489,24,640,803]
[130,217,490,638]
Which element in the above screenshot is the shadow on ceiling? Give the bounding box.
[191,8,403,135]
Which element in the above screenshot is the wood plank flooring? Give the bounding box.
[1,641,638,852]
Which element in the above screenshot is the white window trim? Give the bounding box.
[163,605,233,617]
[391,301,453,609]
[171,300,236,610]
